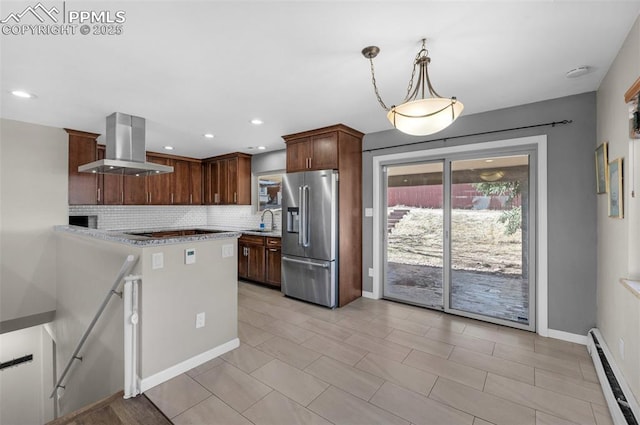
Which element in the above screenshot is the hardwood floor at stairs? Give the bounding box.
[47,391,171,425]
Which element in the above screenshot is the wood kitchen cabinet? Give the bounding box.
[189,162,202,205]
[145,154,202,205]
[238,234,266,282]
[265,237,282,288]
[146,154,172,205]
[238,234,281,288]
[203,153,251,205]
[282,124,364,306]
[96,145,147,205]
[284,131,338,172]
[67,129,99,205]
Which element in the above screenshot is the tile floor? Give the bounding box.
[145,281,613,425]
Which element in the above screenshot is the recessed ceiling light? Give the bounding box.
[257,146,266,150]
[566,66,590,78]
[11,90,35,98]
[204,133,215,139]
[164,146,174,150]
[250,118,263,125]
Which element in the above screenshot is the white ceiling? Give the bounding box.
[2,1,639,159]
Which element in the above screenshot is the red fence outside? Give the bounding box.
[388,184,521,210]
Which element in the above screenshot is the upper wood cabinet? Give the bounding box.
[146,154,203,205]
[67,129,99,205]
[91,146,202,205]
[202,153,251,205]
[96,145,150,205]
[146,155,173,205]
[284,131,338,172]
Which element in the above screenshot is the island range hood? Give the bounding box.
[78,112,174,176]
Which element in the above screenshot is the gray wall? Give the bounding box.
[252,149,286,174]
[362,92,597,335]
[0,119,67,326]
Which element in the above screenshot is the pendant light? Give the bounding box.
[362,39,464,136]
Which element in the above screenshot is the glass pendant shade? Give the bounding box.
[387,98,464,136]
[363,40,463,137]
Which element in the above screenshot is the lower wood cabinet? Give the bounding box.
[265,237,282,287]
[238,234,281,288]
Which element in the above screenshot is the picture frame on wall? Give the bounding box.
[595,142,608,194]
[608,157,623,218]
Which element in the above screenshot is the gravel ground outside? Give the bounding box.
[387,207,522,275]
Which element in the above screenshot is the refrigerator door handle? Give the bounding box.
[302,185,310,247]
[298,186,303,246]
[282,256,330,269]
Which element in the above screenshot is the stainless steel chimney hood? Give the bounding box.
[78,112,174,176]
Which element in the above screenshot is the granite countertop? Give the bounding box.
[54,225,281,247]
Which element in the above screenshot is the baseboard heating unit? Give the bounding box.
[587,328,640,425]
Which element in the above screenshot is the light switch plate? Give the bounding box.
[196,312,205,328]
[185,248,196,264]
[368,268,374,277]
[365,208,373,217]
[222,244,234,258]
[152,252,164,269]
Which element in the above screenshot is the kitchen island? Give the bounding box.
[53,225,241,413]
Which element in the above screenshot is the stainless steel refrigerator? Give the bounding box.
[281,169,338,308]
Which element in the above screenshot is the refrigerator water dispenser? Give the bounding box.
[287,207,299,233]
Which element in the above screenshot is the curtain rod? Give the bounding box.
[362,120,573,153]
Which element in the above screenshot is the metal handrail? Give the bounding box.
[50,254,138,398]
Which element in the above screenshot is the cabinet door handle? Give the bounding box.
[121,191,124,204]
[148,193,152,204]
[171,193,174,204]
[190,194,193,204]
[309,158,312,169]
[214,193,219,204]
[269,248,278,252]
[234,192,237,203]
[97,188,101,202]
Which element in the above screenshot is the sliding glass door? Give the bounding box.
[383,150,536,331]
[447,154,534,329]
[383,162,444,309]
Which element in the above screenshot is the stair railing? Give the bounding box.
[50,254,138,398]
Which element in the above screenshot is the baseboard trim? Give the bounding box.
[362,291,376,300]
[140,338,239,393]
[547,329,587,345]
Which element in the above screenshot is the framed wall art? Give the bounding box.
[595,142,608,194]
[608,157,623,218]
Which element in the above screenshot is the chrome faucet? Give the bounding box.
[260,209,274,231]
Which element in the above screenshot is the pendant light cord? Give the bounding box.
[363,119,573,153]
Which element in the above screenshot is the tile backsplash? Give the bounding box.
[69,205,281,231]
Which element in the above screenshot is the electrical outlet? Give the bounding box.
[152,252,164,269]
[196,312,205,329]
[619,338,625,360]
